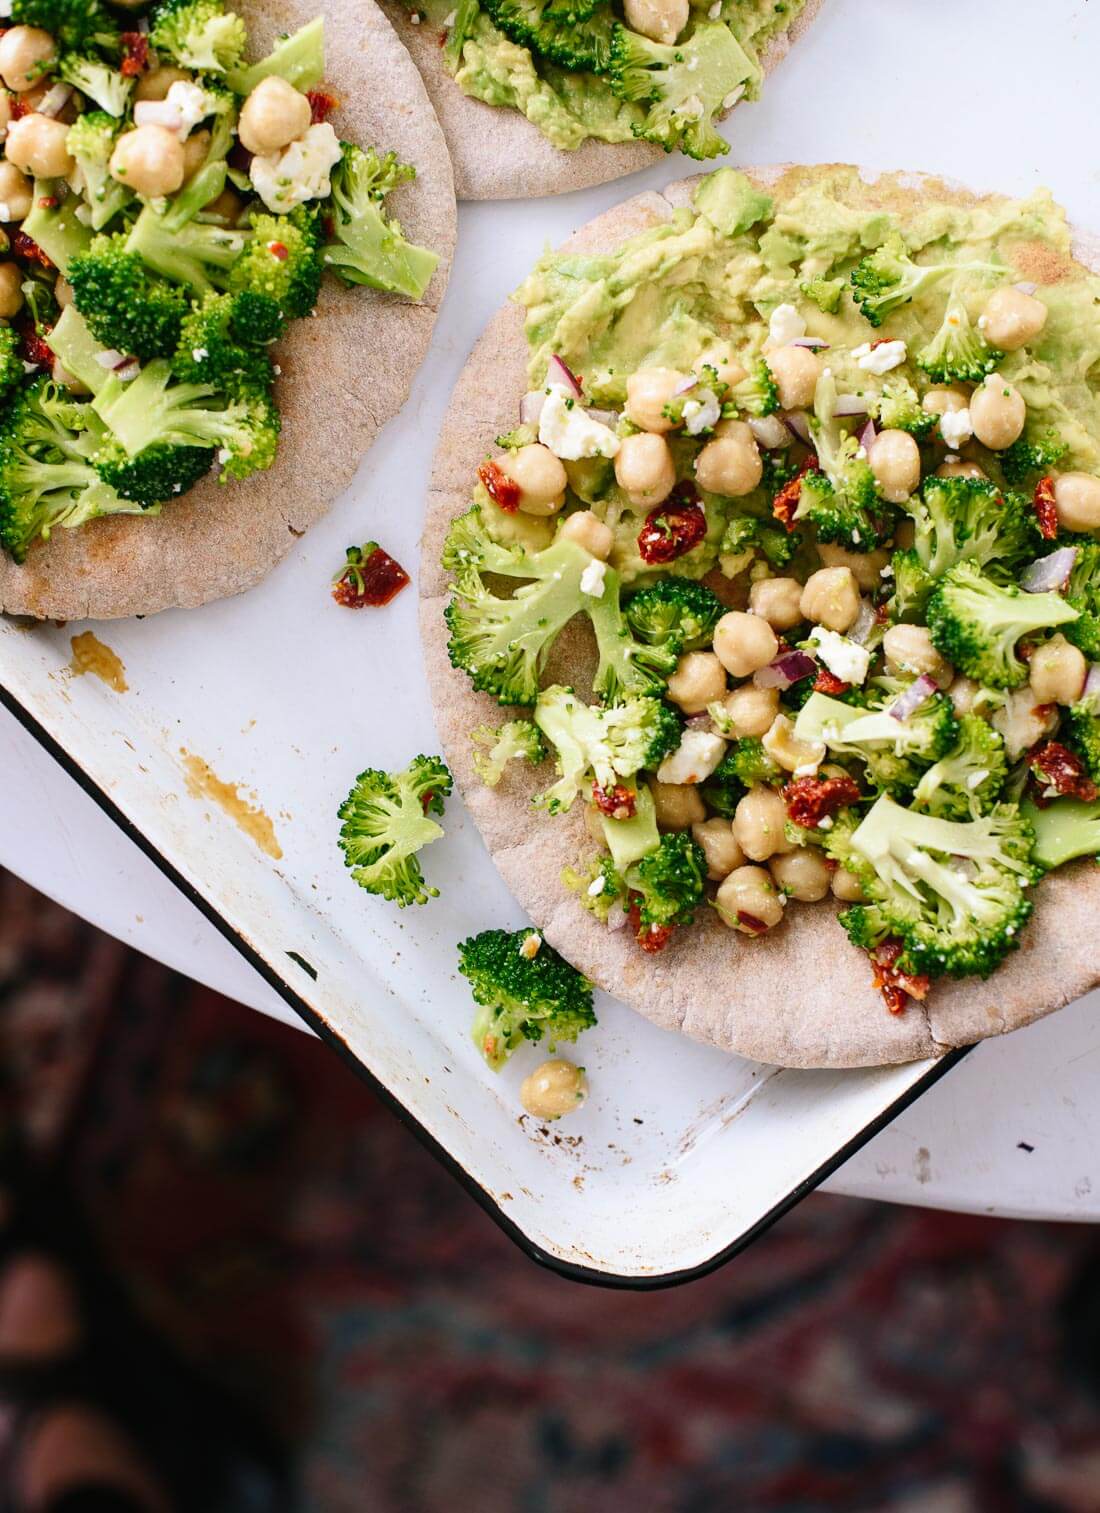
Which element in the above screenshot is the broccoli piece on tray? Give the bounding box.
[458,928,595,1071]
[996,430,1068,486]
[338,755,453,907]
[229,211,323,332]
[911,713,1008,819]
[849,236,999,328]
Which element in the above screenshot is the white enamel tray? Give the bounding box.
[1,0,1093,1282]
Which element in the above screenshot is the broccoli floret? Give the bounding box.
[562,851,627,924]
[1023,795,1100,870]
[607,21,754,161]
[68,235,189,360]
[623,575,724,654]
[458,928,595,1072]
[337,754,452,907]
[125,203,249,297]
[795,688,958,797]
[720,511,802,575]
[0,325,24,403]
[481,0,614,72]
[912,714,1008,819]
[796,373,894,551]
[93,437,213,508]
[470,719,547,787]
[625,830,706,929]
[889,548,935,623]
[440,503,535,577]
[800,274,845,315]
[150,0,246,72]
[730,357,779,418]
[873,378,936,440]
[225,15,324,95]
[66,114,131,231]
[838,793,1040,979]
[1064,701,1100,785]
[899,475,1038,591]
[171,293,274,392]
[916,289,1000,384]
[533,685,680,814]
[849,235,999,328]
[1062,540,1100,659]
[926,560,1079,689]
[59,53,132,117]
[12,0,117,51]
[0,380,145,561]
[228,213,323,331]
[700,737,781,814]
[322,144,439,302]
[92,360,279,483]
[996,430,1068,486]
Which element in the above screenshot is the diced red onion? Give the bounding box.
[754,648,817,689]
[1021,546,1076,593]
[137,13,150,31]
[519,389,545,427]
[1014,281,1038,296]
[93,348,127,369]
[673,373,698,396]
[37,83,72,118]
[546,355,582,398]
[113,359,141,382]
[587,408,619,428]
[748,414,790,449]
[848,598,877,646]
[789,336,829,349]
[858,417,877,452]
[606,902,629,932]
[781,409,811,445]
[888,674,938,721]
[1084,663,1100,704]
[833,394,869,417]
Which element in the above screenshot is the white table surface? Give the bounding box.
[5,0,1100,1223]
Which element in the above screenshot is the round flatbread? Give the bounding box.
[421,163,1100,1070]
[378,0,824,201]
[0,0,455,622]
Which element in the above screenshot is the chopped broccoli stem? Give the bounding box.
[45,305,110,396]
[1023,795,1100,870]
[126,203,249,299]
[337,755,452,907]
[21,188,92,277]
[225,15,325,95]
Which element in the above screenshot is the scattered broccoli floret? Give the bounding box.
[1023,795,1100,870]
[337,755,452,908]
[800,274,845,315]
[730,357,779,417]
[150,0,246,72]
[480,0,614,72]
[849,235,976,327]
[470,719,547,787]
[1063,540,1100,659]
[59,53,132,117]
[458,928,596,1072]
[916,289,1000,384]
[996,430,1068,486]
[533,685,680,814]
[607,21,754,160]
[796,372,895,551]
[873,377,936,440]
[322,144,439,302]
[0,325,24,403]
[795,688,958,797]
[623,575,724,654]
[12,0,117,51]
[912,714,1008,819]
[93,437,213,509]
[66,114,132,231]
[562,852,627,924]
[838,793,1040,979]
[889,548,935,624]
[171,292,274,392]
[700,737,782,815]
[224,14,324,95]
[126,204,249,298]
[228,212,324,332]
[625,830,706,930]
[68,235,189,360]
[926,560,1079,689]
[1064,702,1100,785]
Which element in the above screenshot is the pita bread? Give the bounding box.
[420,163,1100,1070]
[378,0,824,201]
[0,0,455,622]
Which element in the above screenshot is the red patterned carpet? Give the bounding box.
[4,867,1100,1512]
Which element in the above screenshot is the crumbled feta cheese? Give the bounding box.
[250,122,342,213]
[807,626,872,686]
[579,559,607,598]
[217,448,231,465]
[538,383,620,461]
[657,730,727,786]
[939,406,973,449]
[852,339,907,375]
[768,303,806,347]
[410,10,421,20]
[677,94,705,121]
[166,80,216,139]
[682,388,720,436]
[707,0,721,16]
[0,204,12,221]
[192,347,208,361]
[587,875,606,897]
[794,762,821,779]
[0,1,12,16]
[442,8,456,23]
[966,769,990,790]
[518,933,541,960]
[817,815,834,830]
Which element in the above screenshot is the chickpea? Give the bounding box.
[718,683,778,739]
[922,386,970,420]
[520,1059,588,1121]
[238,75,313,157]
[817,542,891,592]
[894,516,916,551]
[749,575,803,632]
[0,161,32,221]
[204,186,245,226]
[883,623,953,689]
[800,566,860,633]
[935,460,987,480]
[762,714,825,776]
[623,0,689,42]
[770,848,833,902]
[666,650,726,715]
[558,509,613,560]
[692,818,745,881]
[134,65,190,103]
[649,779,705,832]
[181,128,211,185]
[716,865,785,933]
[948,675,984,718]
[624,367,686,434]
[1029,634,1086,706]
[733,785,792,862]
[0,93,10,143]
[1053,473,1100,534]
[767,344,820,410]
[109,124,185,199]
[499,443,567,516]
[713,610,778,679]
[0,263,22,319]
[695,347,746,389]
[0,27,56,94]
[869,428,921,504]
[5,113,72,180]
[53,273,73,309]
[982,286,1047,351]
[614,431,676,508]
[968,375,1026,450]
[831,865,867,902]
[694,419,762,498]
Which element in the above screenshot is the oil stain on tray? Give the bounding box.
[180,749,283,861]
[69,632,128,693]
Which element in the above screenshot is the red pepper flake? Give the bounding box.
[19,324,52,368]
[783,774,862,830]
[477,458,521,513]
[13,230,51,269]
[813,668,851,696]
[266,240,289,262]
[8,97,27,121]
[736,911,769,935]
[627,898,675,954]
[772,453,818,531]
[120,32,149,76]
[591,783,636,821]
[1033,475,1058,541]
[1029,740,1097,803]
[637,482,707,565]
[35,195,57,210]
[420,790,437,813]
[306,87,339,123]
[331,542,410,608]
[869,939,930,1015]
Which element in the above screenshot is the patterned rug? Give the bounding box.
[3,868,1100,1513]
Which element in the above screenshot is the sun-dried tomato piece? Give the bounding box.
[637,482,707,565]
[13,230,51,268]
[477,458,521,513]
[736,911,769,935]
[813,668,851,696]
[627,898,674,953]
[1029,741,1097,803]
[332,542,410,608]
[1033,475,1058,541]
[266,240,289,262]
[120,31,149,76]
[8,97,27,121]
[771,452,819,531]
[306,87,339,123]
[784,774,862,830]
[870,939,930,1016]
[591,783,636,821]
[19,324,52,368]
